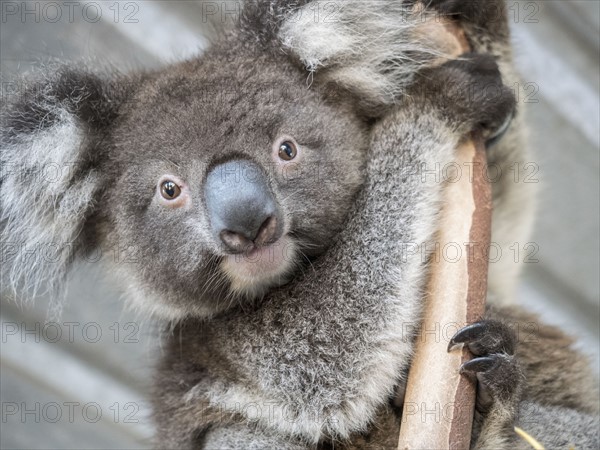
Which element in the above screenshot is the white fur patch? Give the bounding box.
[279,1,444,104]
[221,236,298,299]
[0,106,96,312]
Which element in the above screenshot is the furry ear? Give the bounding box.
[0,68,123,307]
[277,0,447,114]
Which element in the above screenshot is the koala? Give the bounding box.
[1,0,598,449]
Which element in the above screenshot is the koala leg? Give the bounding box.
[491,305,600,449]
[449,306,600,449]
[515,401,600,449]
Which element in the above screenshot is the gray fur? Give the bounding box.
[517,402,600,450]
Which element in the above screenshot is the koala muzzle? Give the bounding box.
[204,160,283,253]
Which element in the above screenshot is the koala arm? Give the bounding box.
[155,56,515,448]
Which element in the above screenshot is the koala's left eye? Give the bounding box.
[160,180,181,200]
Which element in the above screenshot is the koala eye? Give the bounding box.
[278,141,297,161]
[160,180,181,200]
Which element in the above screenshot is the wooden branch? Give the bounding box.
[397,135,491,449]
[397,17,492,450]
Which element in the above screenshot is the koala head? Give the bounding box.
[1,1,439,320]
[101,49,370,319]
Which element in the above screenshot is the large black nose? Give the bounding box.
[204,160,283,253]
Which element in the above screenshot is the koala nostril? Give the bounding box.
[220,230,253,254]
[219,216,279,253]
[254,216,278,247]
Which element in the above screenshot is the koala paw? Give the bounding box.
[414,53,516,143]
[444,53,515,144]
[448,320,523,414]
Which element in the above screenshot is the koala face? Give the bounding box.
[100,50,368,318]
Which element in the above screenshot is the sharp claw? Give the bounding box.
[486,109,515,147]
[447,322,487,352]
[447,341,462,352]
[460,356,497,374]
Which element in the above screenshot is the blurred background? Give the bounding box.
[1,1,598,448]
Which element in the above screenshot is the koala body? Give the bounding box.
[1,0,597,449]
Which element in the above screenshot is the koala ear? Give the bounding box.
[0,68,124,304]
[277,1,445,115]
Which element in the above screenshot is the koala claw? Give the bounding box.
[447,53,516,140]
[447,322,487,352]
[449,320,523,413]
[460,355,498,374]
[447,319,516,356]
[485,109,514,148]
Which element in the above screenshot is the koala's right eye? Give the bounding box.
[161,180,181,200]
[278,141,297,161]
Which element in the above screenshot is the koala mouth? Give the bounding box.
[220,234,297,298]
